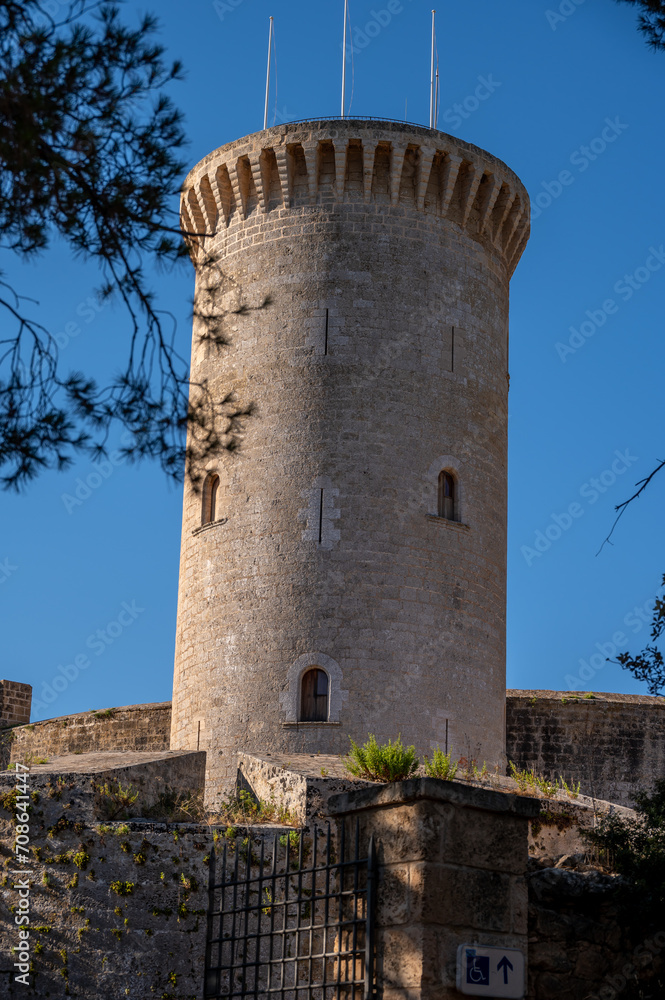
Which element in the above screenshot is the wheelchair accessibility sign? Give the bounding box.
[456,945,525,997]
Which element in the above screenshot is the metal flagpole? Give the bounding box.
[429,10,436,129]
[263,16,274,130]
[341,0,348,118]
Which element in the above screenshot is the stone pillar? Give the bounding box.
[0,680,32,727]
[329,778,539,999]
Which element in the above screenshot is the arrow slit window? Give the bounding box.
[202,473,220,526]
[438,470,456,521]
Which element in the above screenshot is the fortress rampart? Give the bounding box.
[4,692,662,808]
[506,689,665,806]
[1,702,170,770]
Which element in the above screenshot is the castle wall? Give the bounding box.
[0,679,31,726]
[7,688,663,810]
[0,750,660,998]
[506,690,665,807]
[5,703,171,767]
[171,119,530,803]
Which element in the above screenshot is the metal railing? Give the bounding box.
[204,821,376,1000]
[264,115,435,131]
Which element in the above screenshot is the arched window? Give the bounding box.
[438,471,456,521]
[201,473,220,526]
[300,668,329,722]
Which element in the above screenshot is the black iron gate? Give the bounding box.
[204,822,375,1000]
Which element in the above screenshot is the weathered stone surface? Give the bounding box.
[331,776,533,998]
[0,756,210,998]
[171,118,530,806]
[6,702,171,765]
[507,690,665,807]
[0,680,31,727]
[526,868,665,999]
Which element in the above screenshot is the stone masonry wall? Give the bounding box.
[0,681,32,727]
[0,790,210,997]
[0,751,208,997]
[527,868,665,1000]
[5,703,171,769]
[171,119,531,804]
[1,751,662,998]
[506,690,665,807]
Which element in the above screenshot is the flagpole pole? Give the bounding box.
[429,9,436,129]
[263,16,274,130]
[341,0,348,118]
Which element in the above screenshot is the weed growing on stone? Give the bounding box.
[93,780,139,820]
[509,762,580,799]
[213,789,298,827]
[143,786,205,823]
[46,777,68,800]
[279,830,301,852]
[72,849,90,870]
[423,747,459,781]
[109,880,136,896]
[344,734,419,783]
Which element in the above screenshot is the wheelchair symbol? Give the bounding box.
[466,953,490,986]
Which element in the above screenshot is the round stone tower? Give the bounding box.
[171,119,530,803]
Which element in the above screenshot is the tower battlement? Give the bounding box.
[181,119,530,277]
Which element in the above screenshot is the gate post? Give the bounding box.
[329,778,539,999]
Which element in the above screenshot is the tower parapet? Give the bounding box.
[172,120,530,804]
[181,119,529,276]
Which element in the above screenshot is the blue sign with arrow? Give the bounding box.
[456,944,525,998]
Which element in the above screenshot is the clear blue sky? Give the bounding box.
[3,0,664,721]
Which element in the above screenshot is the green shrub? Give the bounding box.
[422,747,458,781]
[344,734,419,783]
[584,780,665,901]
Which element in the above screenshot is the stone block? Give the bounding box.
[375,926,424,990]
[444,805,528,874]
[376,863,412,926]
[420,864,516,933]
